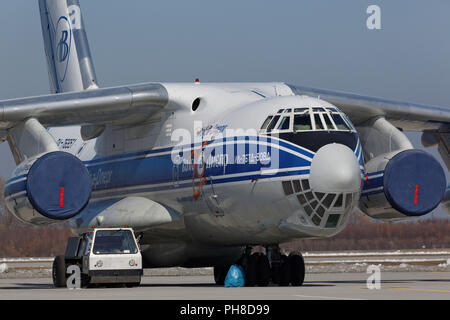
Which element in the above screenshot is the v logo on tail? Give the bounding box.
[39,0,97,93]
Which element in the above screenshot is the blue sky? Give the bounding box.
[0,0,448,217]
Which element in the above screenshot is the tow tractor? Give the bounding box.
[52,227,143,288]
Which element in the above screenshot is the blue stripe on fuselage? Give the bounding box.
[5,135,363,200]
[86,137,312,192]
[362,171,384,196]
[83,135,315,165]
[91,169,311,200]
[4,136,314,198]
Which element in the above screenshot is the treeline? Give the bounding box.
[284,213,450,252]
[0,225,73,257]
[0,177,73,257]
[1,177,449,257]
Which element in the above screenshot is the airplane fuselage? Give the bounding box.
[58,83,363,249]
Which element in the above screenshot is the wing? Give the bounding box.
[286,84,450,170]
[286,84,450,132]
[0,83,168,131]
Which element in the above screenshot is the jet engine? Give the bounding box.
[360,149,446,220]
[4,151,92,225]
[358,117,446,221]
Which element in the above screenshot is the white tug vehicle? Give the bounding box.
[52,228,143,288]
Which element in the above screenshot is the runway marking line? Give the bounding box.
[388,287,450,294]
[357,286,450,294]
[292,294,364,300]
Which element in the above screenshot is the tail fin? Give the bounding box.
[38,0,98,93]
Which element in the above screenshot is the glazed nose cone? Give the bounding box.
[309,143,362,194]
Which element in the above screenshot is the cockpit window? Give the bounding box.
[277,116,291,130]
[313,114,324,130]
[260,106,354,133]
[261,116,273,130]
[330,113,351,131]
[323,113,335,130]
[294,114,312,131]
[266,115,280,132]
[341,113,356,131]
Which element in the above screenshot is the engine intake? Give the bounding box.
[361,149,446,220]
[4,151,92,224]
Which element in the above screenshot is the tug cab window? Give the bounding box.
[260,106,353,134]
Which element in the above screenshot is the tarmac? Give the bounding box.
[0,272,449,300]
[1,249,450,300]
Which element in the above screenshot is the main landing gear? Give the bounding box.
[214,245,305,287]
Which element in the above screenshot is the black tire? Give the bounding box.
[214,265,230,285]
[270,262,281,285]
[244,255,257,287]
[278,255,292,286]
[81,273,91,288]
[289,253,305,286]
[52,255,67,288]
[256,254,271,287]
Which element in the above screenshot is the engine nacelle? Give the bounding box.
[4,151,92,225]
[360,149,446,220]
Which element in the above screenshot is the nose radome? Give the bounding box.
[309,143,362,194]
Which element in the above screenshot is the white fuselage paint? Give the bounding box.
[44,83,362,263]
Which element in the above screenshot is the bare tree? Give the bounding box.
[0,177,73,257]
[0,177,28,227]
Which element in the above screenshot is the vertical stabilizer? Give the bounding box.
[38,0,98,94]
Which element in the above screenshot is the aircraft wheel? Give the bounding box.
[244,254,257,286]
[270,261,281,285]
[255,253,271,287]
[289,253,305,286]
[278,254,292,286]
[214,265,230,285]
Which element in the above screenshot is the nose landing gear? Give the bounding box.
[214,245,305,287]
[267,246,305,287]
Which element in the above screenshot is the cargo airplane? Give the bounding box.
[1,1,449,286]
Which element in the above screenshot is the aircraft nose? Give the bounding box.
[309,143,362,194]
